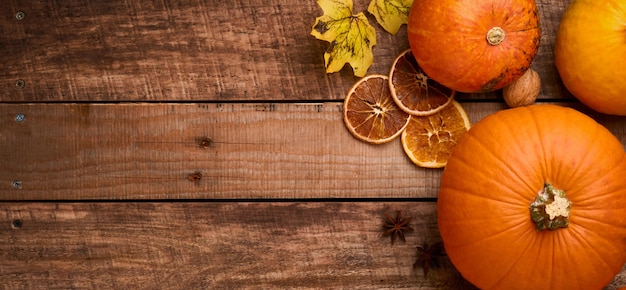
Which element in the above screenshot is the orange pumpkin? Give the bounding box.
[554,0,626,116]
[438,104,626,289]
[407,0,541,93]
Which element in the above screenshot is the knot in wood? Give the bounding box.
[188,172,202,182]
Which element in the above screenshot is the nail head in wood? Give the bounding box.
[15,11,25,20]
[11,219,23,229]
[15,113,25,123]
[12,180,22,189]
[15,79,25,89]
[198,137,212,148]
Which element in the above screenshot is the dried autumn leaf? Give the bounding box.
[368,0,413,34]
[311,0,377,77]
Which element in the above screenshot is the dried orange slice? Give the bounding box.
[343,74,411,144]
[389,49,455,116]
[401,101,470,168]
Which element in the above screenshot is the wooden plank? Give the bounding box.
[1,0,570,102]
[1,202,624,289]
[0,101,455,200]
[1,102,626,200]
[0,202,473,289]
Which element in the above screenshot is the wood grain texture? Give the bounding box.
[1,202,624,289]
[0,202,477,289]
[1,0,570,102]
[1,102,625,200]
[0,102,445,200]
[2,0,625,288]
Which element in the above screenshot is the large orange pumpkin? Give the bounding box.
[438,104,626,289]
[407,0,541,93]
[554,0,626,116]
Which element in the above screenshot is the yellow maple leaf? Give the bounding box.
[368,0,414,35]
[311,0,377,77]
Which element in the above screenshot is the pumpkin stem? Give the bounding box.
[529,183,571,231]
[486,27,505,46]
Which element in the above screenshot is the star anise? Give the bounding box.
[382,210,413,245]
[414,241,446,276]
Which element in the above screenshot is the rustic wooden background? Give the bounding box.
[1,0,625,288]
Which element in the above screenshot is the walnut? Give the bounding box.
[503,68,541,107]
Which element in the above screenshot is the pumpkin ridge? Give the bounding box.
[526,107,625,203]
[548,204,626,288]
[554,120,601,190]
[575,154,626,201]
[487,109,545,194]
[440,186,526,210]
[565,224,620,283]
[556,122,625,204]
[442,217,530,247]
[574,182,626,207]
[460,220,538,289]
[470,125,537,185]
[439,216,531,250]
[543,231,557,289]
[524,107,552,181]
[456,134,537,200]
[573,212,626,234]
[568,168,623,206]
